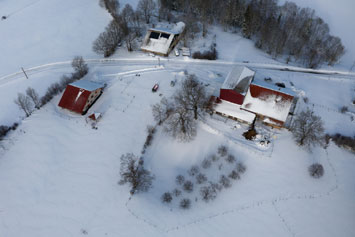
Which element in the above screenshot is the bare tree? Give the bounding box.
[152,97,174,125]
[99,0,120,18]
[200,185,217,202]
[119,153,154,195]
[174,74,207,120]
[176,175,185,185]
[183,180,194,193]
[137,0,156,24]
[14,93,33,117]
[180,198,191,209]
[72,56,89,78]
[93,20,122,57]
[164,106,197,141]
[291,108,325,149]
[161,192,173,203]
[26,87,40,109]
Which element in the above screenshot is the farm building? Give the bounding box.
[241,80,296,128]
[58,80,104,115]
[215,66,296,128]
[141,22,185,56]
[220,66,255,105]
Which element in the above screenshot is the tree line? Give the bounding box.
[159,0,344,68]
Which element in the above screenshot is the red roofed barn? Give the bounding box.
[58,80,104,115]
[241,80,295,128]
[220,66,255,105]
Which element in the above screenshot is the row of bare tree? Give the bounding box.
[159,0,345,68]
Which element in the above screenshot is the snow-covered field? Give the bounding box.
[0,0,355,236]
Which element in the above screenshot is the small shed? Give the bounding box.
[58,80,104,115]
[241,80,296,128]
[88,112,102,121]
[141,22,185,56]
[220,66,255,105]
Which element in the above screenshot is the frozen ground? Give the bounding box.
[0,64,354,237]
[0,0,111,77]
[0,0,354,236]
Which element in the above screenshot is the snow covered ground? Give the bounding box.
[0,0,111,77]
[0,0,355,236]
[0,65,354,237]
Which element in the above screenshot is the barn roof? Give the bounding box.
[221,66,255,95]
[215,100,256,124]
[70,80,104,91]
[251,79,295,96]
[241,82,295,123]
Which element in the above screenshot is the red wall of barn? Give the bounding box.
[220,89,245,105]
[58,85,90,114]
[249,84,294,101]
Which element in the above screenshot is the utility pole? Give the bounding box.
[158,57,160,67]
[21,67,28,79]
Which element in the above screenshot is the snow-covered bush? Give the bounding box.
[236,162,246,174]
[142,125,156,154]
[172,188,182,197]
[217,145,228,157]
[188,165,200,176]
[196,173,207,184]
[219,175,231,188]
[210,182,222,192]
[340,106,348,113]
[201,157,212,169]
[308,163,324,178]
[179,198,191,209]
[176,175,185,185]
[161,192,173,203]
[183,180,194,193]
[225,154,236,164]
[328,133,355,152]
[0,124,17,140]
[210,154,219,162]
[192,48,218,60]
[200,185,217,202]
[228,170,240,180]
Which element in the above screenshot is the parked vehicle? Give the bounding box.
[181,47,191,56]
[174,48,180,56]
[152,83,159,92]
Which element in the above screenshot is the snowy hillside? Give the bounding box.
[0,0,355,237]
[0,0,111,77]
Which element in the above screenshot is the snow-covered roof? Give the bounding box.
[141,22,185,56]
[70,80,104,91]
[221,66,255,94]
[251,79,295,96]
[215,100,256,124]
[241,85,293,123]
[149,22,185,35]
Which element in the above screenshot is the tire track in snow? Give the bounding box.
[125,148,339,235]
